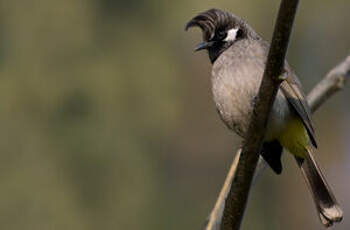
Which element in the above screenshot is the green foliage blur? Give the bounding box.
[0,0,349,229]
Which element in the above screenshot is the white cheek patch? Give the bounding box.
[224,28,239,42]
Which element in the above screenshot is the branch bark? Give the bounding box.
[218,1,299,229]
[204,55,350,230]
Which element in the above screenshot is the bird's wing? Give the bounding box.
[280,65,317,148]
[259,40,317,147]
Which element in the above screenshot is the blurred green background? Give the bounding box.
[0,0,349,229]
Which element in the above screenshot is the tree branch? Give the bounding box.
[308,56,350,113]
[204,55,350,230]
[218,1,299,229]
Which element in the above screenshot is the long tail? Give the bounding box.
[295,148,343,227]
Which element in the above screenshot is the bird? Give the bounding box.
[185,8,343,227]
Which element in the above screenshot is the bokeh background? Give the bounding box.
[0,0,349,229]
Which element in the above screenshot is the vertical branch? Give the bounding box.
[220,1,299,229]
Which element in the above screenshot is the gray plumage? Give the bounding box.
[212,38,317,146]
[212,39,290,140]
[186,8,342,226]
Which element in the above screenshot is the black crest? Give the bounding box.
[185,8,258,42]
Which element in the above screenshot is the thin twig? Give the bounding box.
[205,150,242,230]
[219,1,299,229]
[308,56,350,113]
[204,55,350,230]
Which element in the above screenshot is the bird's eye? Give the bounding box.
[216,30,227,40]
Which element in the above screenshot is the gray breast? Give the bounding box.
[211,39,292,139]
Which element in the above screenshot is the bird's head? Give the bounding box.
[185,8,259,63]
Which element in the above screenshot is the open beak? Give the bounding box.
[194,41,215,51]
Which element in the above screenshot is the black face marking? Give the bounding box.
[236,28,244,40]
